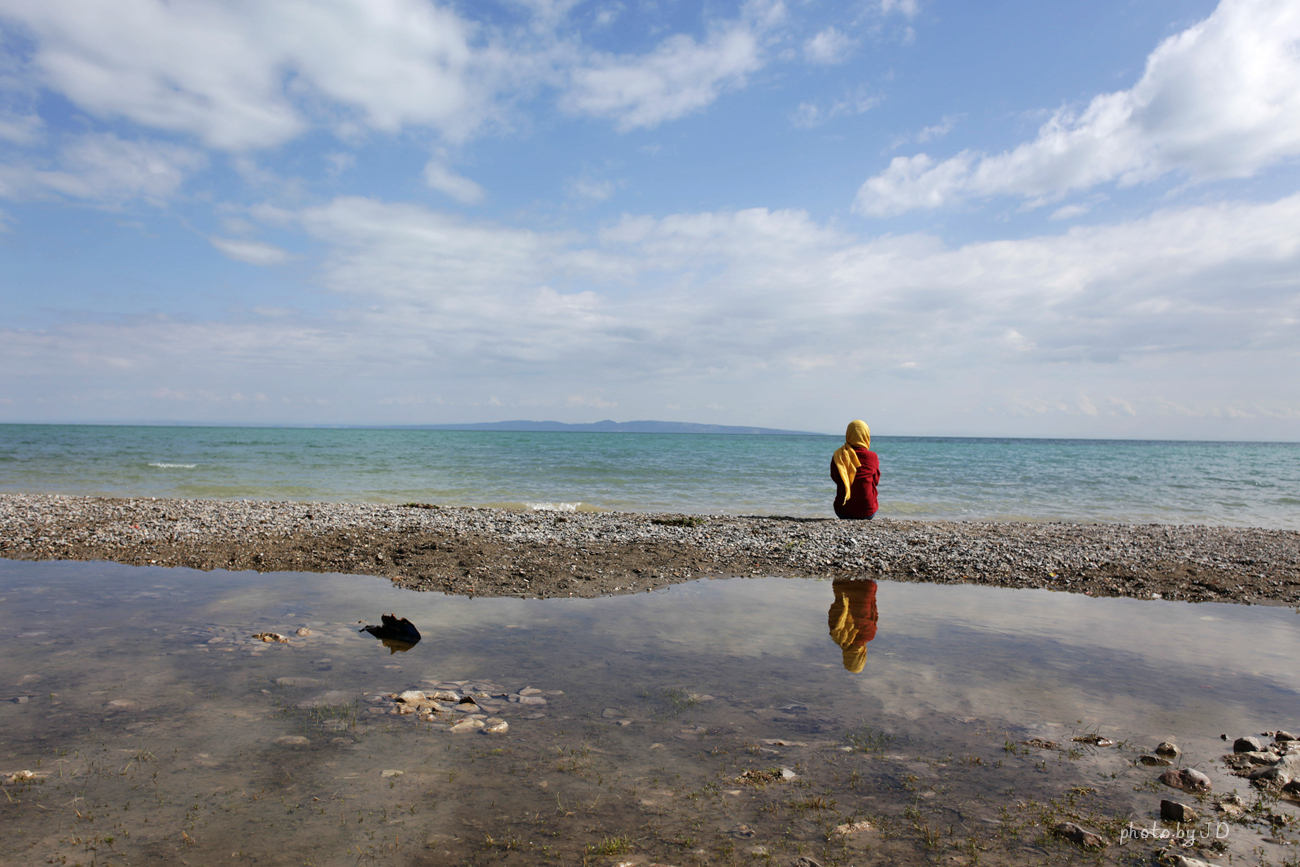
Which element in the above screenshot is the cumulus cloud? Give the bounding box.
[3,192,1297,430]
[422,160,486,204]
[804,27,855,65]
[561,3,773,131]
[0,0,494,150]
[209,236,295,266]
[878,0,920,18]
[791,89,879,128]
[0,111,42,145]
[855,0,1300,216]
[282,191,1300,377]
[0,132,205,203]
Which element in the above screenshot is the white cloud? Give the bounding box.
[0,0,496,151]
[562,10,768,131]
[567,174,617,202]
[804,27,855,65]
[209,236,295,266]
[0,111,42,144]
[0,132,205,203]
[855,0,1300,216]
[1049,203,1090,221]
[915,114,956,143]
[879,0,920,18]
[2,191,1297,433]
[791,89,879,128]
[423,160,486,204]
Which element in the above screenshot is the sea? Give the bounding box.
[1,423,1298,530]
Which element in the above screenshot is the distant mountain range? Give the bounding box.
[408,419,826,436]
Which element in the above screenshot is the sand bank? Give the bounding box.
[2,494,1297,605]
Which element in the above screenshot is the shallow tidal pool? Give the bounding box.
[1,559,1298,866]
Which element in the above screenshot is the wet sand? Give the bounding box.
[2,494,1298,605]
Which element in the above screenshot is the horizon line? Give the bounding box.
[1,419,1297,445]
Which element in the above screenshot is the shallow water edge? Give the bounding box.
[2,559,1299,867]
[3,494,1300,607]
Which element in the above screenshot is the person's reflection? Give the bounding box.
[828,579,878,672]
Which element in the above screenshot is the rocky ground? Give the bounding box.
[2,494,1298,605]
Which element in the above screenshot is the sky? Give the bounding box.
[1,0,1298,440]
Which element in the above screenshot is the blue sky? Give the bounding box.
[1,0,1297,439]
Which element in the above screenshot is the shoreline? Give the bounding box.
[2,493,1298,606]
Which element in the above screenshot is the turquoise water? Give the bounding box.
[1,423,1298,528]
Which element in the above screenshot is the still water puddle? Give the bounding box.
[1,560,1298,866]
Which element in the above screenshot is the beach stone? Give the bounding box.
[483,718,509,734]
[1155,742,1181,759]
[517,695,547,706]
[272,736,310,746]
[1138,755,1172,766]
[1237,750,1280,765]
[1052,822,1104,849]
[12,696,29,704]
[1172,857,1216,867]
[829,821,873,838]
[1250,757,1299,785]
[296,627,312,637]
[1161,800,1199,823]
[397,690,426,703]
[380,769,403,778]
[449,718,485,733]
[1275,730,1298,742]
[601,707,623,719]
[518,687,543,696]
[1160,768,1212,792]
[1235,736,1264,753]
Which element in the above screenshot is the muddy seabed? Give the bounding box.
[2,560,1299,867]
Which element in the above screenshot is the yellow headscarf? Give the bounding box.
[832,420,871,502]
[829,603,869,673]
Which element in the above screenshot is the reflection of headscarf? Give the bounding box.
[828,579,878,673]
[832,420,871,502]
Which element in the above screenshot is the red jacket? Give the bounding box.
[831,447,879,519]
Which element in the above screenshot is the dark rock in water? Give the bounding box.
[1160,768,1212,793]
[1138,755,1173,766]
[1275,730,1298,742]
[1155,741,1180,759]
[1234,736,1264,753]
[1052,822,1104,849]
[1161,799,1198,823]
[360,613,421,653]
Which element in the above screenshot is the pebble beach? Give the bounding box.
[3,493,1297,605]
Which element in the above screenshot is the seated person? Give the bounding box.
[831,420,879,519]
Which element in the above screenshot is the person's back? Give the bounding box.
[830,420,879,519]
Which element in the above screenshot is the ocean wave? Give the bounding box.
[148,462,197,469]
[526,502,580,512]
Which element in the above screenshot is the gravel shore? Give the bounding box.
[2,494,1298,605]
